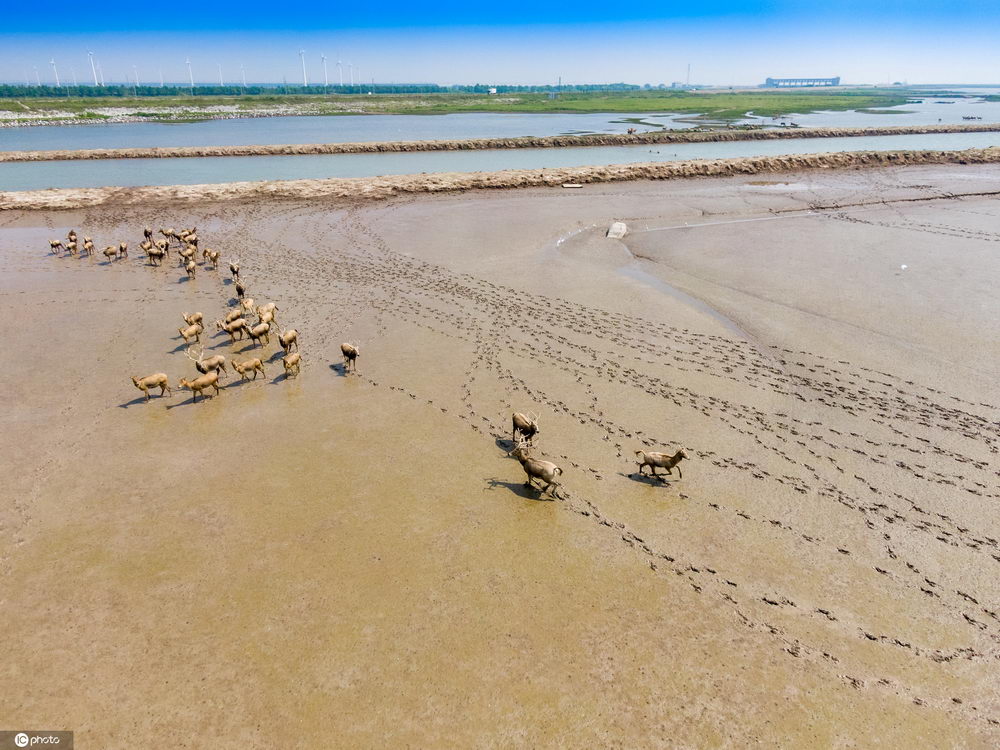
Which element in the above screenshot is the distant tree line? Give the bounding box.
[0,83,643,98]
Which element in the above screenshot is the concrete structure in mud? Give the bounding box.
[764,77,841,88]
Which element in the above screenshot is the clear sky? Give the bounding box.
[2,1,999,86]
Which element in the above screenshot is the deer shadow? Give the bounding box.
[618,471,676,486]
[223,278,233,285]
[118,394,168,409]
[328,363,352,377]
[267,350,286,363]
[168,341,197,354]
[176,275,192,284]
[484,477,556,502]
[271,371,297,384]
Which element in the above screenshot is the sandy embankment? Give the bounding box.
[3,123,1000,162]
[4,146,1000,211]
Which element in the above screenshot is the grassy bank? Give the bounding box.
[0,88,951,123]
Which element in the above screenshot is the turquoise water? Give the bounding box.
[1,131,998,192]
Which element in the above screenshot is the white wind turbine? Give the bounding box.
[88,51,99,86]
[50,59,60,86]
[218,63,224,86]
[186,57,194,88]
[337,57,343,85]
[321,54,328,86]
[299,50,307,86]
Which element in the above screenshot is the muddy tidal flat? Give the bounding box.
[1,165,999,747]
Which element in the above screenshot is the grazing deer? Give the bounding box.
[634,448,689,481]
[246,322,270,348]
[341,343,359,372]
[182,311,203,327]
[131,373,172,402]
[102,245,118,262]
[282,351,301,377]
[278,328,299,353]
[512,411,540,445]
[510,439,563,497]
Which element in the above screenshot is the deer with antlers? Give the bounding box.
[512,411,540,446]
[185,347,228,377]
[510,439,563,498]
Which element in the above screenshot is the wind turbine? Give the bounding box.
[33,66,41,86]
[218,63,224,86]
[132,64,139,86]
[337,57,343,85]
[299,50,307,86]
[88,51,99,86]
[241,64,247,88]
[186,57,194,89]
[50,59,60,87]
[321,54,328,86]
[97,61,104,86]
[348,62,353,86]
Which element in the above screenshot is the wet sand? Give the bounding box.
[1,164,998,747]
[3,123,1000,162]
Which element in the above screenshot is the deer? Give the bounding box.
[278,328,299,353]
[185,259,197,279]
[102,245,118,262]
[229,261,240,281]
[81,239,95,257]
[246,321,270,347]
[49,239,63,254]
[117,241,128,259]
[146,246,166,266]
[182,312,203,327]
[216,317,248,342]
[143,227,153,242]
[231,356,265,381]
[223,307,244,325]
[67,229,78,244]
[65,241,78,256]
[178,322,204,344]
[240,298,256,316]
[512,411,540,446]
[235,281,246,299]
[510,439,563,497]
[178,371,221,402]
[282,351,301,377]
[203,248,220,268]
[179,245,196,266]
[634,448,690,481]
[131,373,172,402]
[185,347,227,376]
[341,343,359,372]
[257,310,276,328]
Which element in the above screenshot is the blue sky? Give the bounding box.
[2,2,999,85]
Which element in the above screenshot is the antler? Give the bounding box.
[184,345,204,362]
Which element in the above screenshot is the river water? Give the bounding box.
[3,97,1000,154]
[2,130,998,192]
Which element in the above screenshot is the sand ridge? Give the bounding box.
[3,123,1000,163]
[4,146,1000,211]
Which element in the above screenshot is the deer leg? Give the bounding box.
[143,390,150,402]
[677,465,683,480]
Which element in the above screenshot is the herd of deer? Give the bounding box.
[54,225,687,495]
